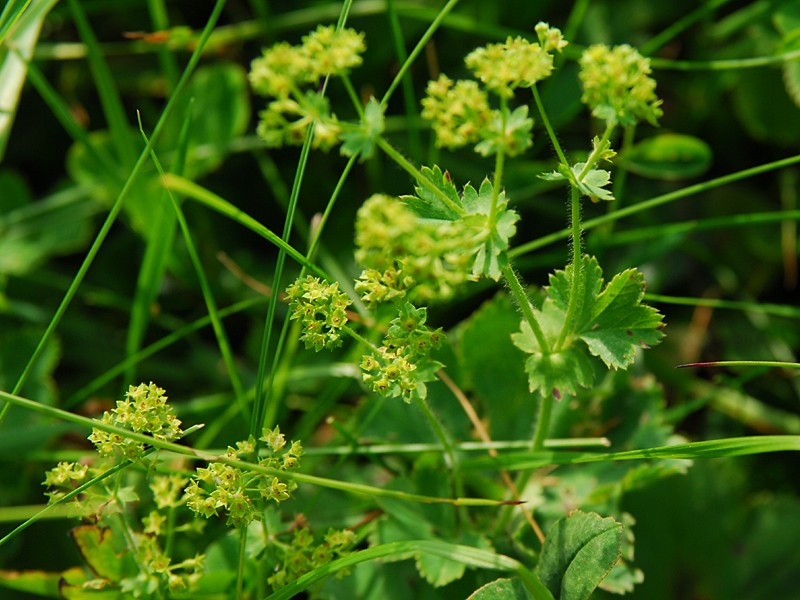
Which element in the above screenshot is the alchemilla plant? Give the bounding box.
[9,4,798,600]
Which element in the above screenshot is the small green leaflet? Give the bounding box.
[474,105,534,157]
[400,166,519,280]
[539,163,614,202]
[340,97,385,160]
[512,255,664,397]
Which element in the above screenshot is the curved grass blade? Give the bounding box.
[463,435,800,471]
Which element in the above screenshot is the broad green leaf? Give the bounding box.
[158,62,250,173]
[536,511,622,600]
[66,129,162,237]
[468,577,535,600]
[512,256,663,394]
[581,266,665,369]
[574,164,614,201]
[402,170,518,280]
[516,327,595,398]
[70,525,137,582]
[733,67,800,146]
[463,178,519,280]
[67,63,250,237]
[373,496,493,587]
[599,512,644,594]
[341,96,385,159]
[550,256,664,370]
[620,133,712,180]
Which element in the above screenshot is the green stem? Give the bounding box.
[0,390,512,508]
[531,391,554,452]
[342,324,380,353]
[415,395,465,501]
[510,142,800,259]
[235,527,248,600]
[532,84,569,169]
[555,186,584,350]
[376,136,465,216]
[555,124,615,350]
[489,97,507,225]
[502,265,550,354]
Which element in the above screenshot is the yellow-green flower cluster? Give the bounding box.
[421,76,492,149]
[465,35,556,97]
[579,44,663,127]
[184,427,302,528]
[286,275,351,351]
[42,461,89,503]
[249,25,365,150]
[121,534,205,595]
[360,303,444,403]
[268,527,356,590]
[249,25,365,97]
[88,382,183,461]
[354,194,475,305]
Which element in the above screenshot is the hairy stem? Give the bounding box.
[502,265,550,354]
[555,185,584,350]
[532,84,569,169]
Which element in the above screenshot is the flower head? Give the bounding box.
[249,42,308,98]
[465,35,556,97]
[286,276,351,351]
[88,382,183,461]
[421,75,493,149]
[579,44,663,127]
[301,25,366,80]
